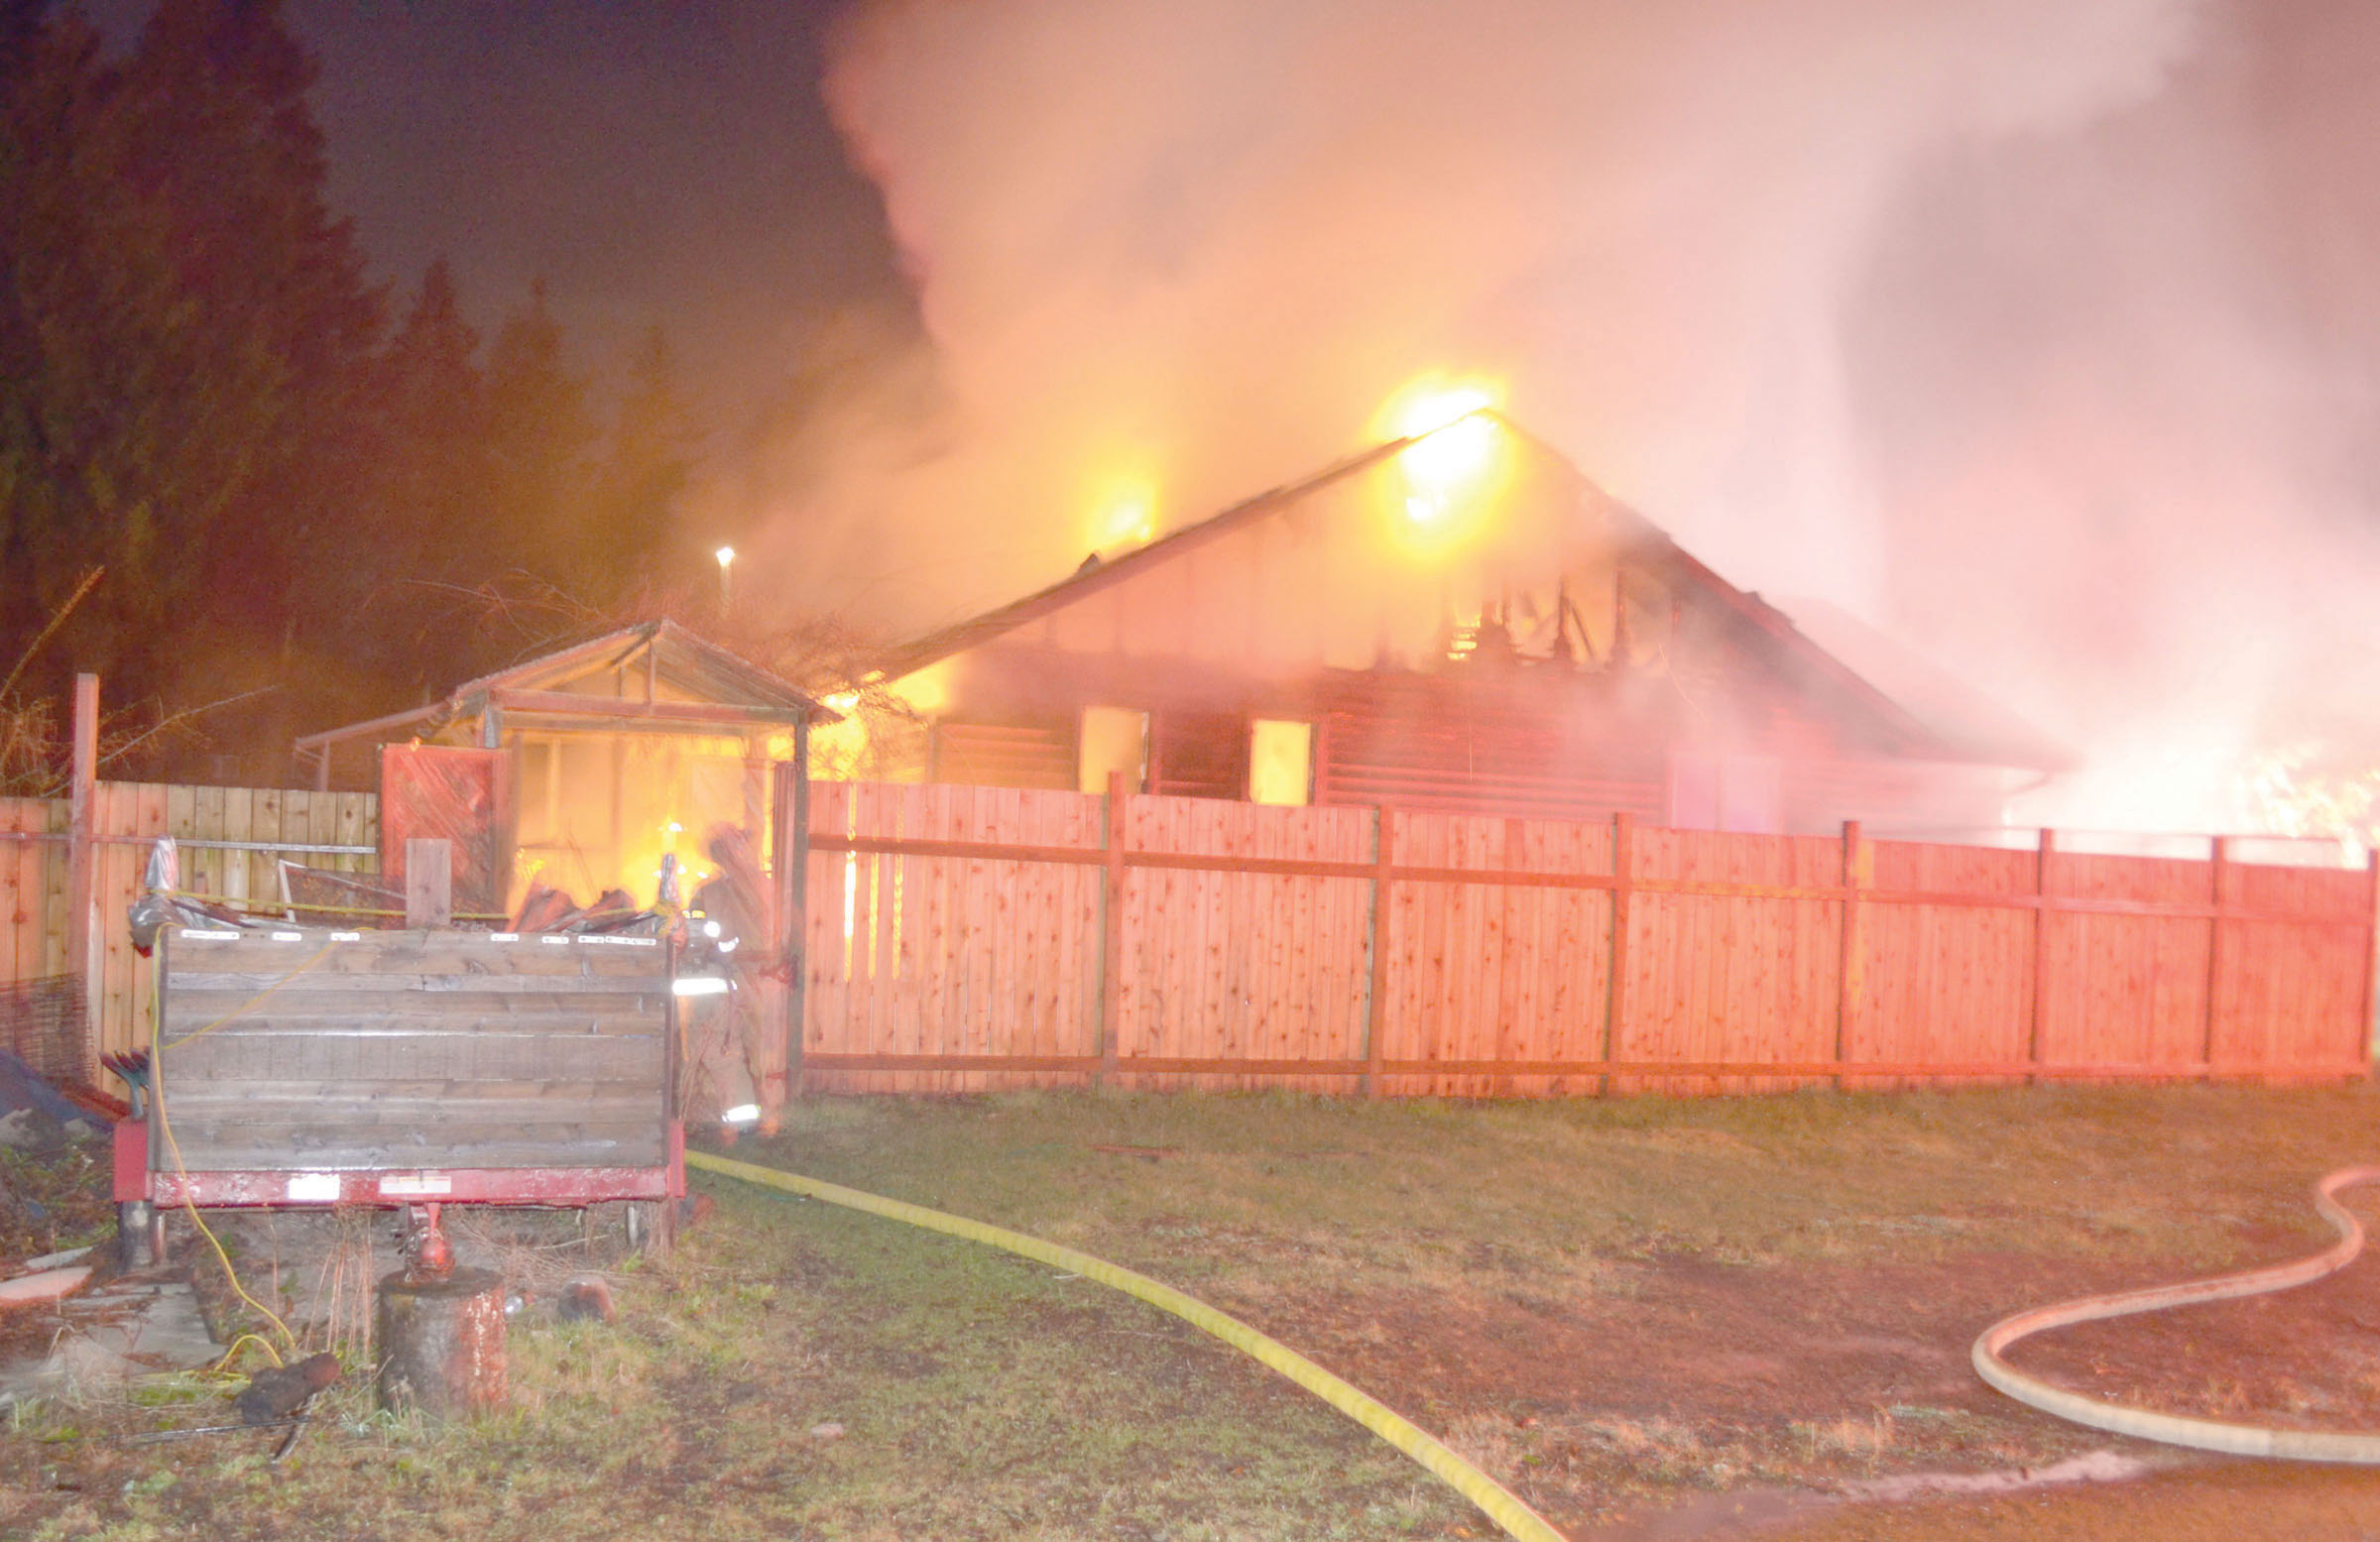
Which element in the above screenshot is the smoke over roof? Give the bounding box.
[732,0,2380,832]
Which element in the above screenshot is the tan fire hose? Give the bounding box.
[1973,1165,2380,1462]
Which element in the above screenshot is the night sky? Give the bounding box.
[229,2,915,427]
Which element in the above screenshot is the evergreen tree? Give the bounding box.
[356,258,495,696]
[590,323,699,596]
[0,0,382,760]
[483,278,596,592]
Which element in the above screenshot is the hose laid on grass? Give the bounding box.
[1973,1164,2380,1462]
[685,1149,1565,1542]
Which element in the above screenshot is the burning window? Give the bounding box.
[1249,720,1313,806]
[1078,706,1149,794]
[1149,712,1250,800]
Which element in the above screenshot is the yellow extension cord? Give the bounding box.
[1974,1165,2380,1463]
[143,928,350,1368]
[685,1149,1566,1542]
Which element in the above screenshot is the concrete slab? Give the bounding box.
[0,1272,217,1408]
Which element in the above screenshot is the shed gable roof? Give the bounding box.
[297,620,832,754]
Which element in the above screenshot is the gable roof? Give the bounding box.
[870,428,1430,683]
[297,620,834,754]
[868,412,2050,767]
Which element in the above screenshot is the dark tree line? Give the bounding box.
[0,0,697,785]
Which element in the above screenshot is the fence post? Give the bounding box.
[1835,820,1866,1084]
[66,673,97,1074]
[2202,835,2228,1069]
[1363,806,1393,1098]
[1604,810,1633,1096]
[2029,827,2057,1079]
[1099,771,1127,1089]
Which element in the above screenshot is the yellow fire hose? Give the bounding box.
[1973,1165,2380,1462]
[685,1149,1565,1542]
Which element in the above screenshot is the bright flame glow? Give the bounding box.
[1090,474,1160,549]
[2242,745,2380,856]
[715,545,736,568]
[1401,415,1499,518]
[889,661,952,716]
[1370,374,1509,544]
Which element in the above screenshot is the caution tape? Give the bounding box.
[685,1149,1565,1542]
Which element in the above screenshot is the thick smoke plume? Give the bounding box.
[751,0,2380,835]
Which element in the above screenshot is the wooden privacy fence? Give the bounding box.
[0,783,379,1076]
[798,778,2378,1097]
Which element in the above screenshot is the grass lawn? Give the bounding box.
[6,1081,2380,1539]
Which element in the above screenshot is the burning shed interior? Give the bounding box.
[828,397,2063,835]
[296,622,831,914]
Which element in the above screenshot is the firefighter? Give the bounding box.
[685,824,778,1135]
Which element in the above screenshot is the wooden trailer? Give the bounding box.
[112,925,683,1246]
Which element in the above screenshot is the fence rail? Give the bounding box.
[799,780,2377,1097]
[1,783,380,1076]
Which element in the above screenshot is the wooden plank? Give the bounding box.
[168,974,667,998]
[2202,836,2227,1066]
[1100,779,1128,1080]
[160,1077,664,1102]
[1836,823,1868,1082]
[1200,803,1235,1072]
[166,1092,661,1125]
[91,784,141,1066]
[0,800,27,983]
[169,783,202,893]
[42,795,68,977]
[63,677,96,1061]
[966,786,1003,1090]
[163,1012,671,1041]
[807,779,850,1062]
[164,936,666,976]
[405,838,454,928]
[2028,829,2055,1076]
[1139,793,1179,1069]
[2363,852,2379,1073]
[169,1027,660,1076]
[160,1127,668,1171]
[1606,811,1632,1089]
[220,786,256,905]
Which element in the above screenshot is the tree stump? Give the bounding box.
[376,1266,506,1417]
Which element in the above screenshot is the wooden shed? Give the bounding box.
[297,622,831,913]
[834,415,2065,835]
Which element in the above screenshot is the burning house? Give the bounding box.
[833,406,2064,833]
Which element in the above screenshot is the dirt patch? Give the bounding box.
[1207,1237,2380,1535]
[1223,1248,2154,1427]
[2002,1212,2380,1429]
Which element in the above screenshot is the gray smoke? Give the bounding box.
[762,0,2379,832]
